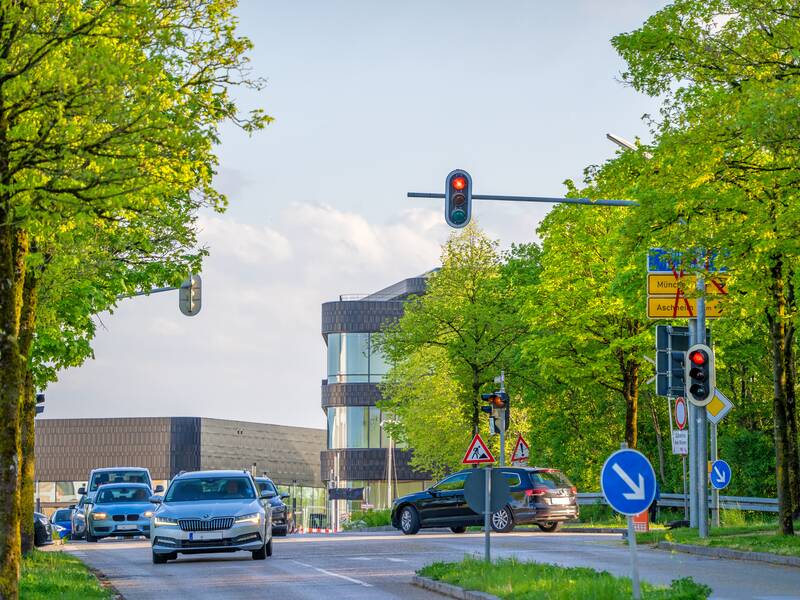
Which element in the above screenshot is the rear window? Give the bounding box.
[529,470,573,489]
[90,470,151,491]
[52,509,71,521]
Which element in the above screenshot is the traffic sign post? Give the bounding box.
[462,434,497,562]
[600,446,657,600]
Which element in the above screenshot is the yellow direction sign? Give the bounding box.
[647,297,723,319]
[647,274,729,296]
[706,388,734,424]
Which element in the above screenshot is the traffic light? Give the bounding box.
[179,273,202,316]
[35,393,45,415]
[481,391,509,432]
[685,343,715,406]
[444,169,472,229]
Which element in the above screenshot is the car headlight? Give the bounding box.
[36,515,48,525]
[234,513,261,525]
[91,512,108,520]
[154,516,178,527]
[143,511,154,518]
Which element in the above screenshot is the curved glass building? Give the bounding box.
[321,275,432,518]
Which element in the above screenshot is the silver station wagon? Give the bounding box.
[150,470,273,564]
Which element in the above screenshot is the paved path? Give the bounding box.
[55,531,800,599]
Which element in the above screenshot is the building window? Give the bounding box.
[326,333,390,383]
[327,407,398,449]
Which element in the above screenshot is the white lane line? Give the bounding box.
[348,557,373,561]
[292,560,373,587]
[386,558,407,563]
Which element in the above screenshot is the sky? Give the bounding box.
[45,0,667,430]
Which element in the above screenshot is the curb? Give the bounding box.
[562,527,625,534]
[657,541,800,568]
[412,575,500,600]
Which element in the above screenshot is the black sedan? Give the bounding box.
[34,512,53,547]
[254,477,291,536]
[391,466,578,535]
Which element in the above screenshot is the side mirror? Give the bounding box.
[280,493,289,500]
[77,487,86,495]
[260,490,277,500]
[427,488,438,497]
[149,495,163,504]
[69,505,76,510]
[154,485,164,493]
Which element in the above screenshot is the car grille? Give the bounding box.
[178,518,234,532]
[112,514,142,522]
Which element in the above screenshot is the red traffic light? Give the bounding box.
[451,176,467,190]
[689,350,706,366]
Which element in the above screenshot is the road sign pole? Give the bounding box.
[626,516,642,600]
[682,455,688,520]
[484,467,491,562]
[499,424,506,467]
[696,277,709,539]
[711,422,720,527]
[688,319,698,528]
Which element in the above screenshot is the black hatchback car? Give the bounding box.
[254,477,291,536]
[391,467,578,535]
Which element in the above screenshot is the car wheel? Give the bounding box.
[86,533,98,543]
[491,507,515,533]
[266,537,273,557]
[152,551,168,564]
[399,506,420,535]
[537,521,562,533]
[274,526,288,537]
[252,542,267,560]
[450,526,467,534]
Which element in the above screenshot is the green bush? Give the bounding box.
[341,508,392,529]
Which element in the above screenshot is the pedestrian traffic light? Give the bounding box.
[179,273,202,317]
[685,344,715,406]
[445,169,472,229]
[481,391,509,432]
[35,393,45,415]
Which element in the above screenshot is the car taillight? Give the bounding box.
[570,487,577,494]
[525,487,547,497]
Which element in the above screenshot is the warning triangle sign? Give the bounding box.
[510,434,530,463]
[462,433,495,464]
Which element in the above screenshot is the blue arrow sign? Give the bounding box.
[600,449,657,516]
[710,459,732,490]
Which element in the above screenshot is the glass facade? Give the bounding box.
[329,406,398,449]
[327,333,389,383]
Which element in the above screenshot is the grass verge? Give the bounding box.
[636,523,800,557]
[418,557,711,599]
[20,549,111,600]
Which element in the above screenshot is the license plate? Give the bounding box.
[550,497,572,505]
[189,531,223,541]
[116,524,138,531]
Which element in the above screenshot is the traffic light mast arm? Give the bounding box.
[408,192,638,208]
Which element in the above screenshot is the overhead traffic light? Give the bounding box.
[179,274,202,317]
[445,169,472,229]
[685,344,715,406]
[35,393,45,416]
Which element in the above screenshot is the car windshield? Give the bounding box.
[530,470,573,489]
[165,477,256,503]
[52,510,71,521]
[95,486,151,504]
[90,470,150,491]
[257,480,277,494]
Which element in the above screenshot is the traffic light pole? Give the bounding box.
[688,320,698,529]
[696,277,709,539]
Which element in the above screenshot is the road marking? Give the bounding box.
[386,557,407,563]
[348,557,373,561]
[292,560,373,587]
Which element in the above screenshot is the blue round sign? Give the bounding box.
[710,459,731,490]
[600,449,657,516]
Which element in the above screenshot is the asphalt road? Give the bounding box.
[56,531,800,600]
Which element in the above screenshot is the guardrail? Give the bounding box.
[577,492,778,513]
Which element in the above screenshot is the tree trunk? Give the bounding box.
[768,257,795,535]
[0,220,26,600]
[18,265,38,556]
[783,273,800,518]
[623,361,639,448]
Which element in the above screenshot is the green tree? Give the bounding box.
[612,0,800,533]
[378,225,533,473]
[0,1,267,595]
